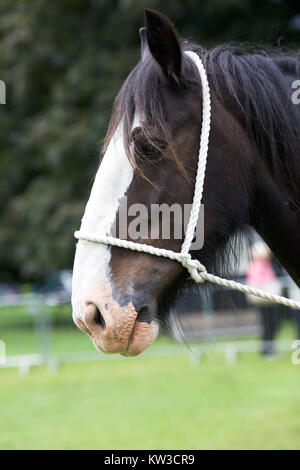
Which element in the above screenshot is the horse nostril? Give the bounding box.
[136,306,153,324]
[94,307,105,327]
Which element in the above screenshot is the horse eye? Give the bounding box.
[133,134,166,160]
[142,143,161,156]
[135,143,162,160]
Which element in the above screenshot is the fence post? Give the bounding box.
[28,296,52,362]
[202,284,215,341]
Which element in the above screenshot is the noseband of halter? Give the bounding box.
[74,51,300,311]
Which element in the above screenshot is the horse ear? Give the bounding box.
[144,9,182,82]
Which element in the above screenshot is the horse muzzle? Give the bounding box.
[72,292,159,356]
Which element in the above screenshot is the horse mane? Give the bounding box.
[105,42,300,207]
[200,44,300,207]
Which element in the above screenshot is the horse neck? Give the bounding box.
[210,80,300,285]
[252,166,300,286]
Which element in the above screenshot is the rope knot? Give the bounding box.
[180,254,207,284]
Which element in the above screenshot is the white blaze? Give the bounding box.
[71,127,134,320]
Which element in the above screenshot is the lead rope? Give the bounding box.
[75,51,300,311]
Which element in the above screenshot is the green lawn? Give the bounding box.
[1,310,299,450]
[1,326,93,356]
[0,350,300,449]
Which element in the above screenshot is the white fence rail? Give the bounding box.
[0,279,299,374]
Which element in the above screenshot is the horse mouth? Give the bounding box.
[86,315,159,357]
[121,318,159,356]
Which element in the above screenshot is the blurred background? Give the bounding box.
[0,0,300,450]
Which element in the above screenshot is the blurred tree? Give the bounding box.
[0,0,299,281]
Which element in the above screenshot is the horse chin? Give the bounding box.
[87,315,159,357]
[121,319,159,357]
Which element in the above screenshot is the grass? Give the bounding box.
[0,303,71,329]
[0,348,300,449]
[1,326,93,356]
[1,309,300,450]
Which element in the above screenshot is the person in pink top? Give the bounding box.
[246,252,275,285]
[246,241,281,356]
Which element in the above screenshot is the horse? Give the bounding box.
[72,9,300,356]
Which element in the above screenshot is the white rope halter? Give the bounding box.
[75,51,300,311]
